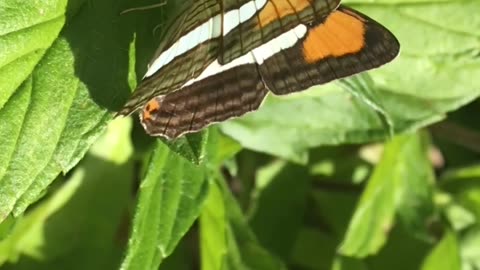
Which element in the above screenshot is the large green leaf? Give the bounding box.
[339,133,435,257]
[0,0,69,109]
[122,127,240,270]
[0,0,212,224]
[120,141,210,270]
[220,0,480,163]
[0,0,138,222]
[0,117,133,269]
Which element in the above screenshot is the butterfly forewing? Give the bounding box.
[119,0,225,115]
[257,5,400,95]
[220,0,340,64]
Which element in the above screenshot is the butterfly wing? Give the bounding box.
[121,0,399,139]
[119,0,226,116]
[256,5,400,95]
[140,54,267,138]
[220,0,341,64]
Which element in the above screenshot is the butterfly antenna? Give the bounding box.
[120,1,167,15]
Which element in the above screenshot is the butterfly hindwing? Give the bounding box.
[140,55,268,138]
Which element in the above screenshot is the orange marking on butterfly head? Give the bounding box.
[257,0,312,28]
[303,10,366,63]
[142,98,161,121]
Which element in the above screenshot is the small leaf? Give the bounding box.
[162,131,209,165]
[395,133,436,241]
[205,127,242,167]
[460,226,480,270]
[199,176,228,270]
[340,133,435,257]
[441,165,480,223]
[421,231,461,270]
[121,142,210,270]
[200,177,286,270]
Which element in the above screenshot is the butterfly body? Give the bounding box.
[119,0,400,139]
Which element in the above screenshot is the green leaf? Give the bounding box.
[205,127,242,167]
[0,0,137,222]
[421,230,461,270]
[200,177,228,270]
[0,215,15,241]
[340,133,435,257]
[0,0,69,108]
[338,74,395,138]
[438,166,480,269]
[121,141,210,270]
[162,131,209,165]
[394,134,436,241]
[200,177,286,270]
[442,202,476,232]
[441,165,480,225]
[0,117,134,269]
[220,0,480,163]
[221,87,386,164]
[460,226,480,270]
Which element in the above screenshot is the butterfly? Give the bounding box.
[118,0,400,139]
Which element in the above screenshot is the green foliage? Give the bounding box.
[1,0,480,270]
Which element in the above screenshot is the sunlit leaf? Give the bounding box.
[0,0,136,222]
[340,133,435,257]
[120,142,210,270]
[0,117,134,269]
[421,230,461,270]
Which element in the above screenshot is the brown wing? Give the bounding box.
[220,0,341,64]
[140,57,267,139]
[118,0,225,116]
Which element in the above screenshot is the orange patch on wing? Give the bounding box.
[142,98,161,121]
[303,10,366,63]
[257,0,312,28]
